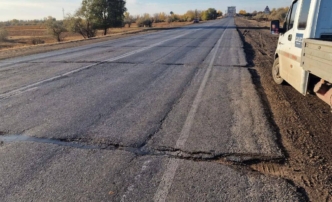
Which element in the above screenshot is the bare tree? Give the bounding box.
[64,14,96,39]
[45,16,67,42]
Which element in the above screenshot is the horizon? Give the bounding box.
[0,0,291,21]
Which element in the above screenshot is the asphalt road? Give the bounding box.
[0,17,305,201]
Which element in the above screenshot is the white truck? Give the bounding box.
[271,0,332,109]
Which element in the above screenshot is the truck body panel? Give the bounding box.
[302,39,332,82]
[272,0,332,107]
[277,0,312,94]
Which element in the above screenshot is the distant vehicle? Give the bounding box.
[271,0,332,109]
[193,19,199,23]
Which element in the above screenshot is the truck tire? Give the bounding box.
[272,58,284,85]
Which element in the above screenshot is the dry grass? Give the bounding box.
[0,21,193,51]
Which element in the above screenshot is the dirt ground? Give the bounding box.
[236,17,332,201]
[1,21,192,49]
[2,24,141,50]
[0,21,193,60]
[0,29,154,60]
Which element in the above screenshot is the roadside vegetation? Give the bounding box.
[238,7,289,22]
[136,14,153,28]
[0,0,222,50]
[255,7,289,21]
[126,8,222,28]
[0,27,8,42]
[45,17,67,42]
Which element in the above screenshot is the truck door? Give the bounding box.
[278,0,310,94]
[287,0,311,94]
[278,1,299,83]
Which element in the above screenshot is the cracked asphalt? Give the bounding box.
[0,17,305,201]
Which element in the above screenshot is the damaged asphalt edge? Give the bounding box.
[236,27,289,160]
[235,27,310,202]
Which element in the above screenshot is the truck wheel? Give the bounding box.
[272,58,284,85]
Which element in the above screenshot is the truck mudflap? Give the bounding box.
[314,79,332,109]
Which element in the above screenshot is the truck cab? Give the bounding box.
[272,0,332,107]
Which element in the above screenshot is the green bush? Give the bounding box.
[201,8,218,21]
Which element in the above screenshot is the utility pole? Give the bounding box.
[62,8,65,19]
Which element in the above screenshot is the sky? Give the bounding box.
[0,0,292,21]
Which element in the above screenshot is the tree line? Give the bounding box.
[238,7,289,22]
[124,8,222,28]
[44,6,222,42]
[0,19,46,26]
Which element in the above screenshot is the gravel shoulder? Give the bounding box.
[236,17,332,202]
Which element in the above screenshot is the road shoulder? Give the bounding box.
[236,17,332,201]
